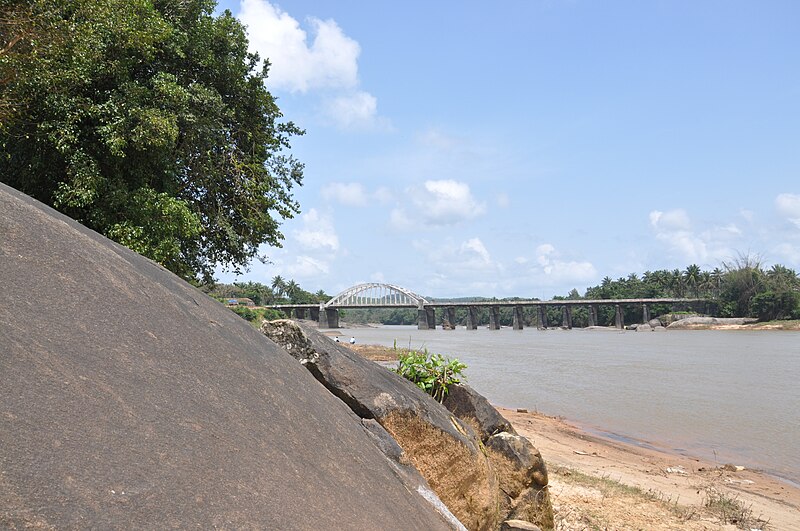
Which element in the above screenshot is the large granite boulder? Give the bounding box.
[0,184,455,530]
[666,316,758,329]
[261,320,499,530]
[262,320,555,531]
[445,385,552,529]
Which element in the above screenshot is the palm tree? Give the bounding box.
[284,279,300,302]
[711,267,724,298]
[766,264,799,289]
[699,271,712,298]
[669,269,686,297]
[684,264,702,297]
[271,275,286,297]
[315,289,329,303]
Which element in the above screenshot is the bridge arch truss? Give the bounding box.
[325,283,428,308]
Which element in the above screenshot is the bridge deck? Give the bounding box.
[267,298,705,310]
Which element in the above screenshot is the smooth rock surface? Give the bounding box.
[443,383,515,440]
[0,184,452,530]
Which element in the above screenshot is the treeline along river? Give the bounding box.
[347,325,800,486]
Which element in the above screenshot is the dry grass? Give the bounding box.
[345,343,410,361]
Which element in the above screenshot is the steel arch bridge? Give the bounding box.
[324,283,428,308]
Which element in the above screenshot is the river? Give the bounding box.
[344,325,800,486]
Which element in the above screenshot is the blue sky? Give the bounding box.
[214,0,800,299]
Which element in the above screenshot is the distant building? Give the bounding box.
[226,298,255,307]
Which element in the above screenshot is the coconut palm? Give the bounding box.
[271,275,286,297]
[284,279,300,302]
[684,264,702,298]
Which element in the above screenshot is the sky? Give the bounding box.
[214,0,800,300]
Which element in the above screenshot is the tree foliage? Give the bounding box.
[202,279,330,307]
[1,0,303,281]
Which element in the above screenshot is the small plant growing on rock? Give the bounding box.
[394,350,467,402]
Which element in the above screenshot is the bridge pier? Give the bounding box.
[562,305,573,329]
[588,305,597,327]
[310,307,320,322]
[466,306,478,330]
[319,308,339,328]
[614,304,624,329]
[417,309,428,330]
[512,306,524,330]
[488,307,501,330]
[294,308,306,319]
[418,307,436,330]
[642,303,650,324]
[537,305,548,330]
[444,307,457,330]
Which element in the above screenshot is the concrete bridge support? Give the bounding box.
[444,307,457,330]
[310,307,320,322]
[537,305,548,330]
[642,304,650,324]
[418,308,436,330]
[294,308,306,319]
[614,304,624,329]
[426,308,436,329]
[418,309,429,330]
[512,306,524,330]
[588,305,597,327]
[488,306,501,330]
[319,308,339,328]
[562,305,573,329]
[465,306,478,330]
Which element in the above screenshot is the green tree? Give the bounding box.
[1,0,304,281]
[271,275,287,297]
[719,254,764,317]
[684,264,702,298]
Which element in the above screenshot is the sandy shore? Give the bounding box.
[500,407,800,530]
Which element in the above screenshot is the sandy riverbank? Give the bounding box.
[500,407,800,530]
[346,342,800,529]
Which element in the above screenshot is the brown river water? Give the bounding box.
[344,325,800,486]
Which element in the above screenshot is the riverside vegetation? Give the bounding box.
[394,349,468,403]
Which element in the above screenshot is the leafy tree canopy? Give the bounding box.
[1,0,304,281]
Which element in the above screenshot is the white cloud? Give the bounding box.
[461,238,492,265]
[648,208,745,265]
[406,180,486,226]
[322,182,368,206]
[649,209,691,231]
[533,244,597,285]
[416,128,462,150]
[287,255,329,278]
[239,0,359,93]
[776,193,800,228]
[238,0,386,129]
[495,192,510,208]
[413,237,501,275]
[293,208,339,251]
[389,208,414,230]
[773,243,800,265]
[324,91,388,130]
[374,187,393,204]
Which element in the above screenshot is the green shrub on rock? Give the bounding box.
[394,350,467,402]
